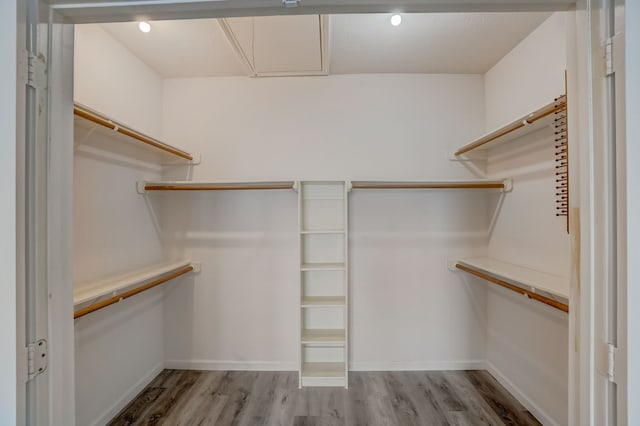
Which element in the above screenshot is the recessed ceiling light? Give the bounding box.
[138,21,151,33]
[390,14,402,26]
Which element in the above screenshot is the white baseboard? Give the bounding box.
[485,361,558,426]
[165,359,298,371]
[350,359,486,371]
[165,359,486,371]
[92,361,165,426]
[164,359,486,372]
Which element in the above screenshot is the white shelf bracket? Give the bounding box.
[447,259,460,272]
[502,179,513,192]
[448,151,488,162]
[162,152,201,166]
[292,181,299,193]
[346,181,353,192]
[136,181,147,194]
[190,261,202,274]
[75,126,97,148]
[190,153,202,165]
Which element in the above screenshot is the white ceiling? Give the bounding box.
[330,12,551,74]
[101,19,247,78]
[98,12,551,78]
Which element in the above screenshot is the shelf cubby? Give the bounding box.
[301,296,346,307]
[298,181,349,388]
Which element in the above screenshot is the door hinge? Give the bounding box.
[27,339,48,380]
[607,343,617,383]
[27,52,47,90]
[604,37,614,76]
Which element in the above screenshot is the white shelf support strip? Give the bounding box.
[73,260,200,319]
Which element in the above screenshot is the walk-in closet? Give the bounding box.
[69,7,576,426]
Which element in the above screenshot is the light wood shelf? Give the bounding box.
[453,95,567,157]
[140,181,295,192]
[301,329,345,344]
[74,260,196,306]
[301,362,345,378]
[73,260,198,319]
[454,257,569,312]
[74,103,195,162]
[300,263,346,271]
[300,230,345,235]
[301,296,346,307]
[351,180,509,191]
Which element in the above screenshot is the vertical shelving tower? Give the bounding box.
[298,181,349,388]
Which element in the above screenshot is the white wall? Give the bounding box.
[484,13,567,131]
[626,1,639,422]
[161,74,491,370]
[162,75,486,181]
[482,12,570,426]
[0,0,17,424]
[74,24,164,139]
[74,24,168,426]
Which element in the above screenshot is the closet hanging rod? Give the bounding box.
[454,95,567,156]
[74,265,194,319]
[351,180,507,190]
[74,103,194,161]
[140,181,296,192]
[455,263,568,312]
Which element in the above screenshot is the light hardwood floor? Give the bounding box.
[108,370,541,426]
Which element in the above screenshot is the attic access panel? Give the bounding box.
[221,15,328,77]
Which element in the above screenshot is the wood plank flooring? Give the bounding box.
[108,370,541,426]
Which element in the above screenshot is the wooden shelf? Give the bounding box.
[74,103,195,162]
[301,263,346,271]
[301,329,345,344]
[301,296,346,307]
[300,230,345,235]
[300,363,346,387]
[301,363,345,378]
[454,95,567,156]
[351,180,509,191]
[73,260,198,319]
[74,260,196,306]
[140,181,295,192]
[454,257,569,312]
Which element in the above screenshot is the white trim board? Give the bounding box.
[90,362,164,426]
[350,360,487,371]
[164,360,486,372]
[164,360,299,371]
[485,360,559,426]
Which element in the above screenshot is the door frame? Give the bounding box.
[34,1,610,424]
[1,0,19,424]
